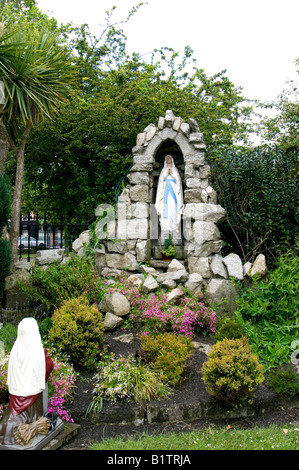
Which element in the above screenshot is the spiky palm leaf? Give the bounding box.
[0,26,76,126]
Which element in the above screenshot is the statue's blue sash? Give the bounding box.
[163,177,177,218]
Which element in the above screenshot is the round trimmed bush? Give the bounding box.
[202,336,264,409]
[140,332,193,386]
[49,295,105,369]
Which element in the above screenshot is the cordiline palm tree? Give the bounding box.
[0,22,76,263]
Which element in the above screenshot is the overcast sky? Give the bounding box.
[37,0,298,104]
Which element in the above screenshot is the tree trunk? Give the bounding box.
[10,122,32,265]
[0,119,10,174]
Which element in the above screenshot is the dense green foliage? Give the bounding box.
[202,337,264,409]
[18,255,104,310]
[267,366,299,397]
[49,295,105,369]
[0,322,16,354]
[235,252,299,369]
[140,332,193,386]
[209,146,298,266]
[212,315,245,342]
[0,172,11,295]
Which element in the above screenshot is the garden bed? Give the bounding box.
[62,329,299,450]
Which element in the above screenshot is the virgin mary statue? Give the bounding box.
[155,155,183,238]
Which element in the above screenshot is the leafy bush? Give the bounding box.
[0,323,17,354]
[91,354,170,406]
[209,146,298,267]
[213,316,245,342]
[202,337,264,409]
[235,252,299,369]
[49,295,105,369]
[140,333,193,386]
[267,367,299,396]
[18,255,104,310]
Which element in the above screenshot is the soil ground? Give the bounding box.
[61,330,299,450]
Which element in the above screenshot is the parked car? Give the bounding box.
[18,235,46,250]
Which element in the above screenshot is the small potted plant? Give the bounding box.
[161,234,176,260]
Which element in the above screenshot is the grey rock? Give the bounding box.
[192,221,220,245]
[184,272,203,296]
[188,257,211,278]
[157,269,189,284]
[129,202,149,219]
[128,172,150,186]
[106,240,127,254]
[113,333,134,343]
[251,254,267,278]
[142,274,159,294]
[106,253,139,271]
[136,239,151,263]
[161,278,177,289]
[167,258,185,272]
[223,253,244,280]
[188,118,200,133]
[206,186,218,204]
[205,278,239,315]
[104,312,125,330]
[126,218,148,239]
[210,254,228,279]
[180,122,190,137]
[183,203,226,223]
[166,288,184,305]
[35,249,65,266]
[127,274,143,288]
[184,189,202,203]
[100,292,130,317]
[72,230,90,253]
[243,261,252,277]
[129,185,150,202]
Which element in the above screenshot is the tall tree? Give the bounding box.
[0,20,76,263]
[0,172,11,294]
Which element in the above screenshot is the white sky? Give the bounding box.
[36,0,299,103]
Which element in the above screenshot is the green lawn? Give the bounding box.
[90,424,299,451]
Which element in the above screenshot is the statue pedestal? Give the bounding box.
[0,417,64,451]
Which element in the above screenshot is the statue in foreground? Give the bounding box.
[0,318,55,447]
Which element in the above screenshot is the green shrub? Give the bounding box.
[19,255,104,310]
[235,252,299,369]
[0,323,17,354]
[213,316,245,342]
[202,337,264,409]
[49,295,105,369]
[91,354,170,407]
[209,146,298,266]
[267,366,299,396]
[140,333,193,386]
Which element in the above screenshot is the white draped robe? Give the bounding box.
[155,156,183,234]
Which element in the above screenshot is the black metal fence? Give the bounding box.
[16,213,93,262]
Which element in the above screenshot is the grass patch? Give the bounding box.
[89,424,299,450]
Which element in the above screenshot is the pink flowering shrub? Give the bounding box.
[0,355,9,420]
[0,352,77,423]
[47,355,78,422]
[105,278,217,338]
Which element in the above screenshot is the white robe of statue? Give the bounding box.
[155,155,183,236]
